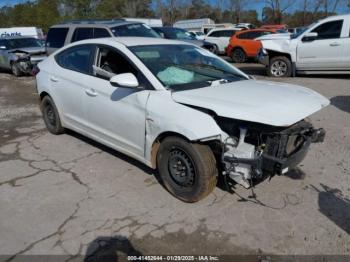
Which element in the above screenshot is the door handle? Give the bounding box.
[330,42,340,47]
[50,76,59,82]
[85,88,98,97]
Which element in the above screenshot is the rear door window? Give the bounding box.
[72,28,94,42]
[238,31,255,39]
[208,31,221,37]
[94,28,111,38]
[221,30,235,37]
[55,45,95,74]
[46,27,69,48]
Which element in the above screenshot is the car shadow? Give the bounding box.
[283,168,306,180]
[311,183,350,234]
[66,130,154,176]
[84,236,143,262]
[330,96,350,114]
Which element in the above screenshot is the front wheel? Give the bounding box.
[268,56,292,77]
[157,137,218,203]
[11,62,22,77]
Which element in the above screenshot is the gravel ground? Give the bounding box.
[0,64,349,261]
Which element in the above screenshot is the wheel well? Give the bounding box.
[150,132,191,169]
[266,50,291,61]
[232,46,245,53]
[39,91,50,100]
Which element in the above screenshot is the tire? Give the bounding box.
[40,96,64,135]
[212,44,219,54]
[157,137,218,203]
[11,62,22,77]
[231,48,246,63]
[268,56,292,77]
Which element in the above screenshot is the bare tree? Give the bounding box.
[265,0,294,23]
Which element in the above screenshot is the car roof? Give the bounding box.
[68,37,193,47]
[236,28,276,34]
[321,13,350,22]
[50,20,143,29]
[210,27,242,31]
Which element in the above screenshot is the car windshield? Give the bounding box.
[129,44,247,91]
[111,23,160,38]
[165,28,196,40]
[7,38,42,49]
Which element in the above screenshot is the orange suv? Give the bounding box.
[226,29,277,63]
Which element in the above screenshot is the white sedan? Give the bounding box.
[36,37,329,202]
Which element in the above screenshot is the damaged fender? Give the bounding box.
[144,91,225,168]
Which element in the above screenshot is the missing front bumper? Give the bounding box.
[224,126,326,178]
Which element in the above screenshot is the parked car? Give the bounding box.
[152,27,216,52]
[258,14,350,77]
[226,29,278,63]
[203,27,242,54]
[36,37,328,202]
[46,19,160,55]
[189,31,205,40]
[0,36,46,76]
[232,23,255,30]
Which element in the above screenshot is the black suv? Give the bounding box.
[46,19,160,55]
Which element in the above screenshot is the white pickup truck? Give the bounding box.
[258,14,350,77]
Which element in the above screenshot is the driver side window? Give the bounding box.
[93,47,138,80]
[312,20,343,40]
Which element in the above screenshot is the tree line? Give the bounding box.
[0,0,349,32]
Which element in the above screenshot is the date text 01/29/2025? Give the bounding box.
[127,255,220,261]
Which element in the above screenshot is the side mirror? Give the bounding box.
[110,73,140,88]
[302,32,318,42]
[0,46,7,50]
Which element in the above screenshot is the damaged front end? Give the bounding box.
[10,51,33,75]
[218,117,325,188]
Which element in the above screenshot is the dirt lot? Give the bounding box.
[0,64,350,261]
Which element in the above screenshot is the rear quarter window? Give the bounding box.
[55,45,95,75]
[94,28,111,38]
[46,27,69,48]
[72,28,94,42]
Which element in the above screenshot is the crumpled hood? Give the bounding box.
[255,33,291,41]
[171,80,330,127]
[9,46,46,55]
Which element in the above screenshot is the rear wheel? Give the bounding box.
[268,56,292,77]
[157,137,218,203]
[41,96,64,135]
[231,48,246,63]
